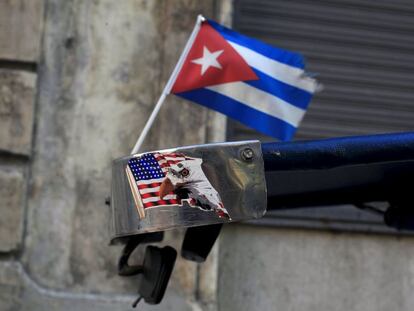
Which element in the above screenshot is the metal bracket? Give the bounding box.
[110,141,267,241]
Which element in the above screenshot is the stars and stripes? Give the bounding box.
[127,152,190,208]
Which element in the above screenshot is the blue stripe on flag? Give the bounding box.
[176,88,297,141]
[246,69,313,110]
[207,19,305,70]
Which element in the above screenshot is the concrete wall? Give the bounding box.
[218,225,414,311]
[0,0,227,310]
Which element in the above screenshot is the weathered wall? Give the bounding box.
[0,0,44,62]
[0,0,42,258]
[0,0,227,310]
[0,70,36,156]
[0,1,44,310]
[218,225,414,311]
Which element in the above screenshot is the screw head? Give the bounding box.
[241,148,254,161]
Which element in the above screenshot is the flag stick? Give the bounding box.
[131,15,206,155]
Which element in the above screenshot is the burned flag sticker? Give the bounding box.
[125,151,230,220]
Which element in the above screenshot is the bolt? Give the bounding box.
[241,148,254,161]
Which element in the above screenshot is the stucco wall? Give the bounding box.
[218,225,414,311]
[0,0,227,310]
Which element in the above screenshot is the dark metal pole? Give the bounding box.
[262,132,414,210]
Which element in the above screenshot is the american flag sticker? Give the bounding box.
[125,152,230,220]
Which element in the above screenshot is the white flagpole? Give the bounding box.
[131,15,206,155]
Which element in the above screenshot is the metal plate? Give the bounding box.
[110,141,266,242]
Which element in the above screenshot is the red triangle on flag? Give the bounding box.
[171,22,258,94]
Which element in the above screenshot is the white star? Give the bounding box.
[191,46,224,75]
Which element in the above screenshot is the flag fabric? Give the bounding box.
[127,152,192,209]
[170,18,318,141]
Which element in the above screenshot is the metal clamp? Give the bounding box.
[110,141,267,242]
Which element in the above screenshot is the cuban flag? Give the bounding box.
[170,18,318,141]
